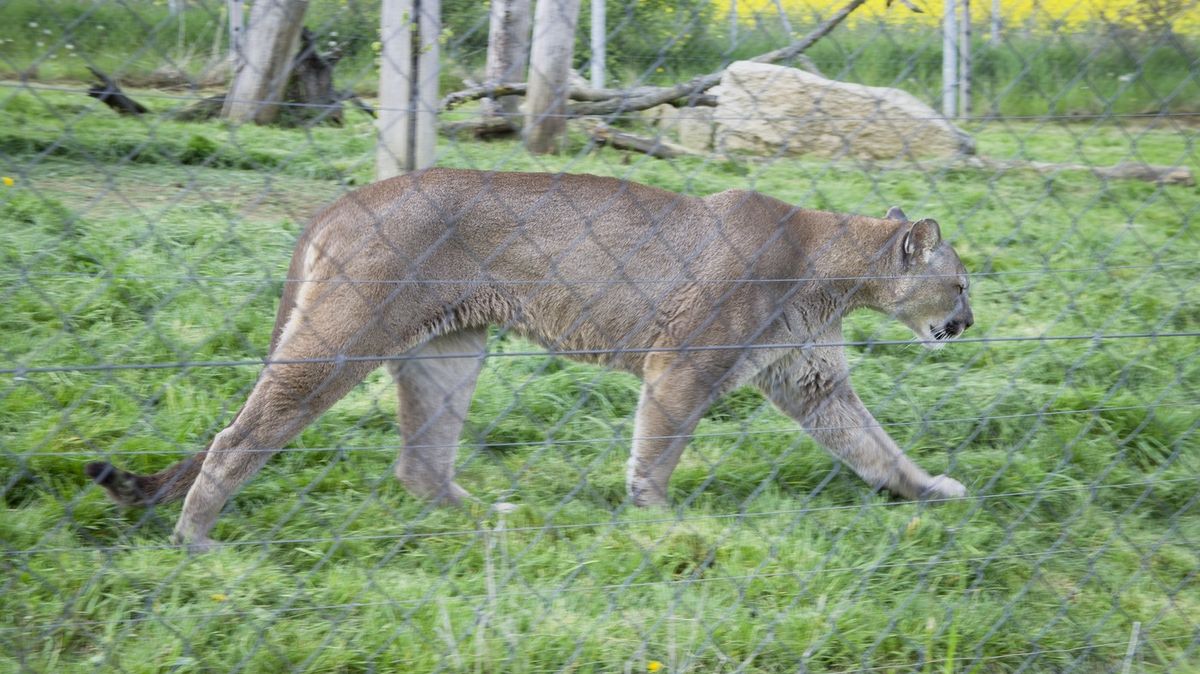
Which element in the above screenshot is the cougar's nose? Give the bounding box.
[963,307,975,330]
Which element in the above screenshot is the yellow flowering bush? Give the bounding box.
[712,0,1199,34]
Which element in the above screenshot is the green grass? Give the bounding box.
[1,87,1199,672]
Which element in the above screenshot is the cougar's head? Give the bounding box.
[876,207,974,350]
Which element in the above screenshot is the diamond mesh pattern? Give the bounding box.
[1,0,1198,671]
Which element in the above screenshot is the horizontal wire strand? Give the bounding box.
[8,81,1200,122]
[5,260,1199,287]
[21,399,1195,458]
[4,331,1198,375]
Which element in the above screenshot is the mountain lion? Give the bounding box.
[87,169,974,550]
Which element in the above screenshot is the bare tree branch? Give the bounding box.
[440,0,869,116]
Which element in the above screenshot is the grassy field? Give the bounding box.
[1,85,1199,673]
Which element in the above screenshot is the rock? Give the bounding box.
[644,104,715,152]
[677,107,715,151]
[712,61,974,159]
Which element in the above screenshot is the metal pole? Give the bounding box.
[729,0,738,48]
[990,0,1001,44]
[415,0,441,169]
[942,0,958,118]
[590,0,605,88]
[958,0,971,117]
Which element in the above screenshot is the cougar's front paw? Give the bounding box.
[922,474,967,501]
[171,530,220,554]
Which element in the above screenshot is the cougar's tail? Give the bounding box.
[86,453,207,506]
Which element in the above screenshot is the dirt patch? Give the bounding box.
[26,159,345,226]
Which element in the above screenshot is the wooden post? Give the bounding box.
[483,0,531,121]
[524,0,582,154]
[221,0,308,124]
[590,0,606,88]
[941,0,957,118]
[377,0,441,178]
[958,0,971,117]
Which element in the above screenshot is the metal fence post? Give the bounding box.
[590,0,606,89]
[942,0,958,118]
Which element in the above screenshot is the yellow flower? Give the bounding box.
[1,176,13,187]
[647,661,664,672]
[210,593,229,602]
[905,516,921,536]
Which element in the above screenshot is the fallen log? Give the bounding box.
[441,82,717,113]
[576,121,705,159]
[172,94,225,122]
[440,0,870,117]
[85,67,149,115]
[441,116,521,138]
[965,157,1195,186]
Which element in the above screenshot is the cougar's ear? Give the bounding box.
[902,218,942,258]
[885,206,908,222]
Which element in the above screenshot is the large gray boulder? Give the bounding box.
[712,61,975,159]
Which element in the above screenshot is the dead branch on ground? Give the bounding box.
[441,0,870,116]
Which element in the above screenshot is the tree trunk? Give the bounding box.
[222,0,309,124]
[227,0,245,72]
[286,27,344,125]
[483,0,531,123]
[524,0,582,154]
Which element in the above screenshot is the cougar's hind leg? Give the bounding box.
[172,284,404,549]
[388,328,486,505]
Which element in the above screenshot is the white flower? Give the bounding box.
[28,21,38,28]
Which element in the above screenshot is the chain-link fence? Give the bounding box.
[2,0,1198,671]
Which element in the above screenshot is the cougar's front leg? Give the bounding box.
[388,329,486,505]
[627,353,727,507]
[758,353,966,501]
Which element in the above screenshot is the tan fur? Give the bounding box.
[87,169,975,550]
